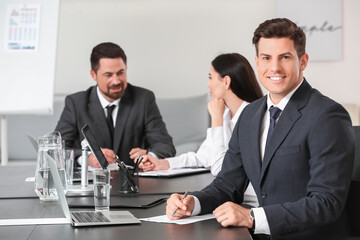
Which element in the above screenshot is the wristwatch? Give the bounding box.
[249,209,255,231]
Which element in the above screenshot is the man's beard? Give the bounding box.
[103,83,125,100]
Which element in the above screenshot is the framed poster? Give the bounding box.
[277,0,342,61]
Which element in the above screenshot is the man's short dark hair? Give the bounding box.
[90,42,127,73]
[252,18,306,58]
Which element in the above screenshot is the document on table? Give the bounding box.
[88,162,120,171]
[137,167,209,177]
[25,177,35,182]
[0,218,69,226]
[139,214,215,225]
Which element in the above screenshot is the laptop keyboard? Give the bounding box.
[72,172,93,181]
[72,212,111,223]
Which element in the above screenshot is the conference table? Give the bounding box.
[0,164,252,240]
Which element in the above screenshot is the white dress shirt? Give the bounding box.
[97,87,120,126]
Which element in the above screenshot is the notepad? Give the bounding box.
[0,218,69,226]
[139,214,215,225]
[137,168,209,178]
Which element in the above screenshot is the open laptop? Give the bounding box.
[81,124,138,191]
[81,124,109,169]
[46,153,140,227]
[26,133,93,182]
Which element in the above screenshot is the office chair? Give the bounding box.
[346,126,360,236]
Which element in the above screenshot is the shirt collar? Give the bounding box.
[231,101,249,125]
[223,101,249,125]
[97,86,120,109]
[266,78,304,111]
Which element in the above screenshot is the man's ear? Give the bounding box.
[300,53,309,71]
[90,69,97,82]
[255,55,259,68]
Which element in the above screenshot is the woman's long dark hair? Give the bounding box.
[211,53,263,102]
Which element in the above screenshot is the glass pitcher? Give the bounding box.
[34,131,67,201]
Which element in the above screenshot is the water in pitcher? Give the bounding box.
[35,168,67,201]
[34,132,67,201]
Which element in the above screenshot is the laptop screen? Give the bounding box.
[81,124,109,169]
[46,153,72,223]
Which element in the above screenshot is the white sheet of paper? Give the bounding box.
[88,163,119,171]
[0,218,69,226]
[25,177,35,182]
[137,168,209,177]
[139,214,215,225]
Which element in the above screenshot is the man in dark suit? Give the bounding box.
[165,18,355,239]
[55,42,175,167]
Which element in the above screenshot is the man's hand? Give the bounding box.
[166,193,195,220]
[88,148,116,167]
[129,148,147,159]
[213,202,253,228]
[208,98,225,127]
[137,154,170,171]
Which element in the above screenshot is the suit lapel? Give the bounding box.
[261,105,301,180]
[88,87,113,148]
[113,85,133,153]
[249,98,267,178]
[260,80,312,182]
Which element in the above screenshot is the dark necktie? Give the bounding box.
[266,106,282,147]
[106,105,116,141]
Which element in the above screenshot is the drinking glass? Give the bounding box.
[93,169,111,211]
[64,149,74,185]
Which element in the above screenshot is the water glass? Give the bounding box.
[64,149,74,185]
[93,169,111,211]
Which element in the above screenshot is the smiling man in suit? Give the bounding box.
[55,42,175,167]
[165,18,355,239]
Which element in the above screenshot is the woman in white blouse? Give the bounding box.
[138,53,263,205]
[138,54,262,198]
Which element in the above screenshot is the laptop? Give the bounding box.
[26,133,93,182]
[81,124,109,169]
[46,153,140,227]
[81,124,138,192]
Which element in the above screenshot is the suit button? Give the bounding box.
[261,192,267,199]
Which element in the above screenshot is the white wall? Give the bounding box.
[55,0,360,107]
[306,0,360,106]
[55,0,274,98]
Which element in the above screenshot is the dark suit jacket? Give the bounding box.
[193,80,355,239]
[55,84,176,166]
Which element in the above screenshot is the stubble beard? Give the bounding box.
[103,82,126,101]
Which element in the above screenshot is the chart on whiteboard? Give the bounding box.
[4,4,41,51]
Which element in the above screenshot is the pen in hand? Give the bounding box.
[172,190,189,216]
